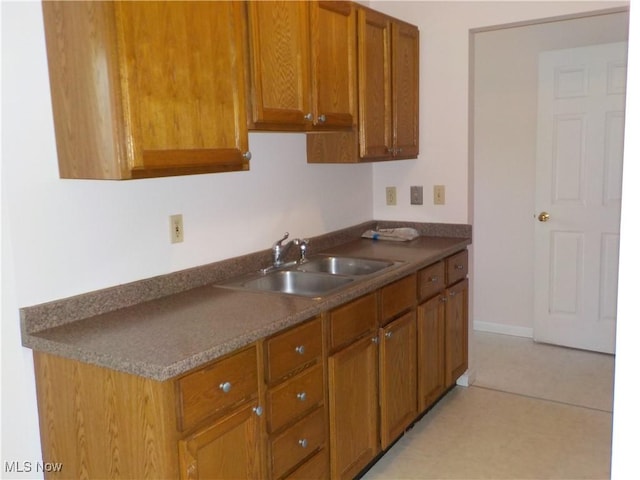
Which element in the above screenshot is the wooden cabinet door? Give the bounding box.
[445,279,469,387]
[357,7,393,159]
[179,402,263,480]
[246,1,312,130]
[328,335,379,480]
[391,20,419,159]
[116,1,250,177]
[379,312,417,450]
[309,1,357,129]
[417,294,446,411]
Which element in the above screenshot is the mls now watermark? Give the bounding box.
[5,461,64,473]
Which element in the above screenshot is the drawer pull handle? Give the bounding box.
[295,345,306,355]
[429,275,439,282]
[252,405,263,416]
[298,438,308,448]
[296,392,307,402]
[219,382,232,393]
[455,264,464,270]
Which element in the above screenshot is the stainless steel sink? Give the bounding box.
[297,256,394,276]
[231,270,354,297]
[219,254,401,298]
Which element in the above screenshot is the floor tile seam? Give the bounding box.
[469,384,613,414]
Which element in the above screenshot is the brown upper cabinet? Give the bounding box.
[358,7,419,160]
[42,1,251,179]
[307,5,419,163]
[246,1,357,131]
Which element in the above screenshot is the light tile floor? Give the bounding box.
[362,331,615,480]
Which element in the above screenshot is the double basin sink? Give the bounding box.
[221,255,402,298]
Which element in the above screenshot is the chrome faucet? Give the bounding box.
[271,233,310,268]
[272,232,293,267]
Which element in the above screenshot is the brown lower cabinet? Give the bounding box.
[328,334,380,479]
[179,401,263,479]
[32,250,468,480]
[379,311,417,450]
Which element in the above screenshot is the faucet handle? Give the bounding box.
[294,238,309,262]
[273,232,289,248]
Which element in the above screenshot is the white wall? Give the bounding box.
[0,2,372,474]
[473,12,629,335]
[370,0,627,223]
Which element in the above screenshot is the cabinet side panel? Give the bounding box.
[42,1,127,179]
[33,352,179,479]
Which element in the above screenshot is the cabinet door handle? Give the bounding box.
[242,151,252,161]
[449,291,457,297]
[317,114,326,123]
[372,337,379,344]
[296,392,307,402]
[396,147,403,154]
[385,331,393,339]
[440,296,448,303]
[455,264,464,270]
[252,405,263,416]
[295,345,306,355]
[429,275,439,282]
[219,382,232,393]
[304,113,313,121]
[298,438,308,448]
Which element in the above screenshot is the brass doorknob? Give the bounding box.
[537,212,550,222]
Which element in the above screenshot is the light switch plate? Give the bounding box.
[386,186,397,206]
[170,214,184,243]
[434,185,445,205]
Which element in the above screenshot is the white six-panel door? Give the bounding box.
[534,42,627,354]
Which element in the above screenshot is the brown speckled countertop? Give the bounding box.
[21,222,471,382]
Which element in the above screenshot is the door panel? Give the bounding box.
[534,42,627,353]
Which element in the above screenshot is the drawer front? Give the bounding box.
[177,345,258,432]
[266,317,322,384]
[270,407,325,479]
[380,274,416,321]
[268,364,324,433]
[284,448,329,480]
[418,261,445,301]
[446,250,468,286]
[328,293,377,351]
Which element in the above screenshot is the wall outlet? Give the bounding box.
[410,186,423,205]
[385,186,397,206]
[170,214,184,243]
[434,185,445,205]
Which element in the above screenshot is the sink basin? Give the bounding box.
[297,256,394,276]
[236,270,354,297]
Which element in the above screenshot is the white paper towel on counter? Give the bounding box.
[361,227,420,242]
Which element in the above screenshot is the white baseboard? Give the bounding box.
[473,321,533,338]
